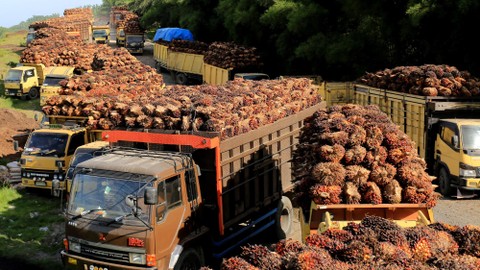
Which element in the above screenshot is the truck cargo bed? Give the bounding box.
[102,101,325,235]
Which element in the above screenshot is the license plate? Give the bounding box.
[35,181,46,186]
[84,263,109,270]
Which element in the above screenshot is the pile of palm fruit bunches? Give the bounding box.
[201,215,480,270]
[22,8,322,140]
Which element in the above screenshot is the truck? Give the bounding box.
[153,28,194,72]
[17,115,102,196]
[125,32,145,54]
[64,140,110,195]
[60,101,325,270]
[39,66,76,106]
[116,27,125,47]
[325,83,480,198]
[4,63,46,100]
[92,25,110,44]
[203,63,269,86]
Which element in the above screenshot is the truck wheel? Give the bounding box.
[28,87,39,99]
[274,196,293,240]
[175,73,189,85]
[174,248,203,270]
[438,167,452,196]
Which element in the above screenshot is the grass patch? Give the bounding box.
[0,187,64,269]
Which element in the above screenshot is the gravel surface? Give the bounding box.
[433,195,480,227]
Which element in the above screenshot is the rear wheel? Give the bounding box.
[175,73,189,85]
[28,87,39,99]
[438,167,452,196]
[174,248,203,270]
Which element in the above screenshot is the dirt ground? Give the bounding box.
[0,108,40,161]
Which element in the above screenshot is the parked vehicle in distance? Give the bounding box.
[92,25,110,44]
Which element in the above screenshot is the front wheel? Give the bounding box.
[174,248,204,270]
[28,87,39,99]
[438,167,452,196]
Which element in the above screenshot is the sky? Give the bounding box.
[0,0,103,28]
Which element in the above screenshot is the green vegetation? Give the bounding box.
[99,0,480,81]
[0,188,64,269]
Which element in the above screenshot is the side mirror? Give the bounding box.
[452,135,459,149]
[144,187,158,205]
[13,140,19,151]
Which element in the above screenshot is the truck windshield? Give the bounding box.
[5,69,22,81]
[461,125,480,150]
[68,174,150,224]
[43,76,65,86]
[24,132,68,156]
[127,36,143,44]
[93,30,107,37]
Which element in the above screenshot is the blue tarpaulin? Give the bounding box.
[153,28,194,42]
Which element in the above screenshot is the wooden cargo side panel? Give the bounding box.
[153,44,168,67]
[218,102,325,230]
[203,63,231,85]
[167,51,204,75]
[324,82,353,106]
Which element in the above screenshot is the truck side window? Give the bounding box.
[156,181,166,222]
[24,70,34,81]
[440,126,456,148]
[68,132,86,155]
[166,176,182,208]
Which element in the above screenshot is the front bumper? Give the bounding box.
[61,251,157,270]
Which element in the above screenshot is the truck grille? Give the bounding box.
[81,244,130,263]
[22,168,55,180]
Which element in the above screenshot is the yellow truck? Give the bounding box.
[39,66,76,106]
[115,27,125,47]
[326,83,480,198]
[92,25,110,44]
[4,64,75,101]
[17,116,101,196]
[4,63,45,100]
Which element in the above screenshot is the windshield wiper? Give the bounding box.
[71,208,105,220]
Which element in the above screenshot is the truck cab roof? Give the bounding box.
[77,150,189,178]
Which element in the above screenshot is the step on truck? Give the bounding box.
[326,83,480,198]
[61,101,324,270]
[17,116,102,196]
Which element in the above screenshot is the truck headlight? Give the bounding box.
[70,241,81,253]
[129,253,146,264]
[459,162,477,177]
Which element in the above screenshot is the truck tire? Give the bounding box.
[438,167,452,196]
[174,248,203,270]
[175,73,189,85]
[28,87,39,99]
[274,196,294,240]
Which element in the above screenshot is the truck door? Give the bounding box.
[154,175,189,260]
[66,131,87,170]
[436,123,460,177]
[23,69,37,90]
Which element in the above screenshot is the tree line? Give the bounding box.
[45,1,480,80]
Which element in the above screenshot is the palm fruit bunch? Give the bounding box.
[291,104,440,209]
[212,217,480,270]
[357,64,480,97]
